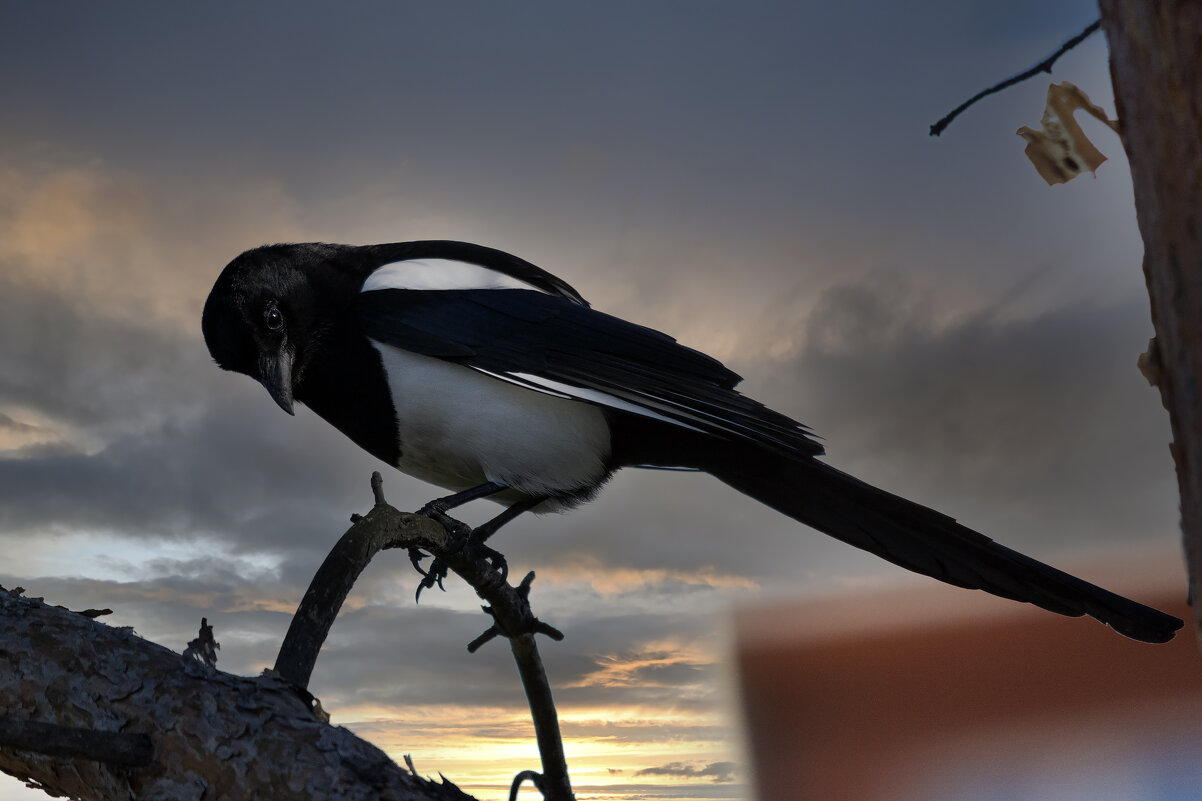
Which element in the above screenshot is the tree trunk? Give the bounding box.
[1099,1,1202,642]
[0,588,474,801]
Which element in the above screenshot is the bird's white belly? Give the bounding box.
[370,342,613,501]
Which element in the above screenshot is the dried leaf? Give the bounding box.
[1017,81,1119,185]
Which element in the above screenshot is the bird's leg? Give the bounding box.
[473,496,540,543]
[412,482,528,600]
[419,481,508,518]
[438,496,541,591]
[412,482,507,570]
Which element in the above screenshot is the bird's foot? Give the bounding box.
[412,509,509,601]
[470,538,509,585]
[420,505,473,541]
[412,506,465,601]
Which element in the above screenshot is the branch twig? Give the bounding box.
[509,770,544,801]
[274,473,575,801]
[929,19,1101,136]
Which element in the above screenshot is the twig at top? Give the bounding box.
[929,19,1101,137]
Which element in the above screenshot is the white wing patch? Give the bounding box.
[361,259,552,293]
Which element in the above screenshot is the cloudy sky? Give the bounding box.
[0,2,1185,799]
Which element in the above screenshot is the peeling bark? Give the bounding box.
[1099,1,1202,643]
[0,589,474,801]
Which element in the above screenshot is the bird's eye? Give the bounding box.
[264,305,285,332]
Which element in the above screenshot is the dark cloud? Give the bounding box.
[308,603,727,713]
[0,274,198,431]
[0,392,379,552]
[0,569,734,734]
[0,413,39,434]
[771,277,1177,554]
[636,761,739,783]
[0,258,411,554]
[0,573,292,676]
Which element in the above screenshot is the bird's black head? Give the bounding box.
[202,243,367,414]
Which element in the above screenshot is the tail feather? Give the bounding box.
[706,448,1182,643]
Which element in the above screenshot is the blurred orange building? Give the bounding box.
[736,564,1201,800]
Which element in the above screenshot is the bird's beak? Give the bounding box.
[258,349,295,415]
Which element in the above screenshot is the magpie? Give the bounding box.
[202,240,1182,643]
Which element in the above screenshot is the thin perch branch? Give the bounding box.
[272,492,449,689]
[273,473,576,801]
[929,19,1101,136]
[509,770,544,801]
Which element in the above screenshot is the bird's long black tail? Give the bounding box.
[703,446,1182,643]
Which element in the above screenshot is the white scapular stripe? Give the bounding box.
[495,370,789,447]
[471,368,575,399]
[361,259,551,293]
[504,372,705,432]
[474,368,705,432]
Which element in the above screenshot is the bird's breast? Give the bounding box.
[370,342,614,504]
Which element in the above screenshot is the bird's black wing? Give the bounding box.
[357,288,824,457]
[356,286,1183,644]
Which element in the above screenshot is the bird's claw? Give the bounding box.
[411,545,446,603]
[411,507,469,602]
[408,546,430,578]
[414,557,449,602]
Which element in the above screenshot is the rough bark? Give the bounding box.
[0,588,473,801]
[1099,1,1202,642]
